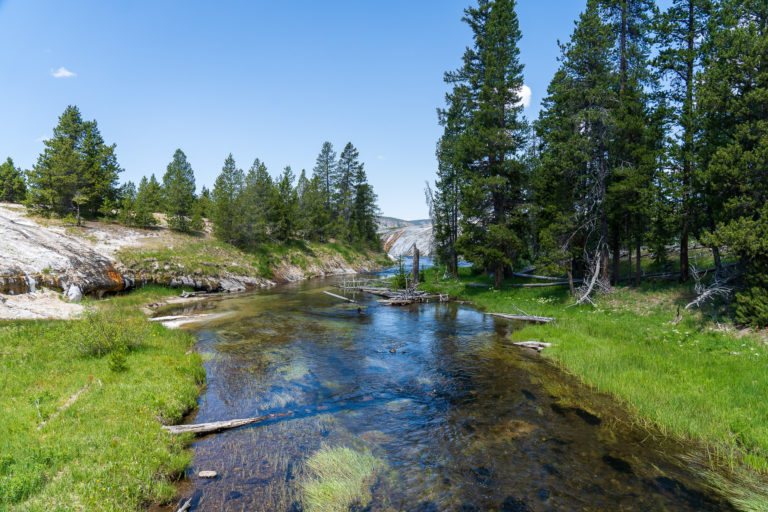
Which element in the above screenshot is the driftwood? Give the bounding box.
[378,298,415,306]
[487,312,554,323]
[323,290,356,303]
[175,498,192,512]
[511,341,552,352]
[162,411,293,435]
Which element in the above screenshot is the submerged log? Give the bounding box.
[162,411,293,435]
[487,312,555,323]
[323,290,356,303]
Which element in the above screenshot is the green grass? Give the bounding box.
[300,445,386,512]
[0,285,204,511]
[421,266,768,509]
[117,235,389,281]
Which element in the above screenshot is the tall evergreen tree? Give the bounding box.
[162,149,197,232]
[131,177,158,228]
[699,0,768,326]
[350,166,378,244]
[432,84,469,278]
[271,166,298,241]
[145,174,163,212]
[27,106,122,221]
[313,142,337,211]
[445,0,529,287]
[239,158,273,244]
[600,0,658,284]
[334,142,361,237]
[0,157,26,203]
[655,0,713,281]
[27,106,86,216]
[212,154,245,244]
[534,0,617,289]
[304,173,333,241]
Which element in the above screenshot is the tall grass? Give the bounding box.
[421,266,768,509]
[0,286,204,510]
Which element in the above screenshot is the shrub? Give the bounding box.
[73,309,145,357]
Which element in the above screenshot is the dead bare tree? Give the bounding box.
[685,263,737,310]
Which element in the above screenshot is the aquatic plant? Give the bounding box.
[300,445,386,512]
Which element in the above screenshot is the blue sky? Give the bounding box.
[0,1,669,220]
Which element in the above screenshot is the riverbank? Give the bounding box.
[0,286,205,511]
[420,267,768,510]
[0,202,390,319]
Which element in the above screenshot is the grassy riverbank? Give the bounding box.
[116,232,390,282]
[0,286,204,511]
[421,267,768,509]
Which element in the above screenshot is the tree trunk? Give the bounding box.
[494,262,503,288]
[636,237,642,284]
[567,266,575,297]
[412,246,420,287]
[628,241,632,284]
[612,231,621,285]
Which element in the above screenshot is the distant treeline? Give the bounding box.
[428,0,768,327]
[6,105,379,248]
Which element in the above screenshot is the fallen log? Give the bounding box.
[323,290,356,303]
[487,312,555,323]
[511,341,552,352]
[175,498,192,512]
[162,411,293,435]
[512,272,569,281]
[506,281,581,288]
[378,298,415,306]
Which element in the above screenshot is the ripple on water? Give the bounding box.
[167,279,736,511]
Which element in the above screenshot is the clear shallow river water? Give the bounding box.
[162,277,732,511]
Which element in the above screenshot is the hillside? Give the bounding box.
[0,203,389,319]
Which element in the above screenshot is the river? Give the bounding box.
[160,276,731,511]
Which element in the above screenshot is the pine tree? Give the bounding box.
[133,177,158,228]
[145,174,163,212]
[212,154,245,244]
[533,0,617,288]
[304,173,332,242]
[334,142,361,239]
[197,186,213,219]
[162,149,197,232]
[313,142,337,211]
[0,157,26,202]
[445,0,529,287]
[27,106,122,222]
[118,181,137,226]
[239,158,273,244]
[27,106,86,216]
[600,0,658,284]
[432,83,469,278]
[271,166,298,241]
[655,0,713,281]
[79,120,122,217]
[699,0,768,326]
[350,166,378,244]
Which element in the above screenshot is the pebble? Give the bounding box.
[199,470,218,478]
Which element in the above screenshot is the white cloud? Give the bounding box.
[51,67,76,78]
[516,84,532,108]
[376,155,385,160]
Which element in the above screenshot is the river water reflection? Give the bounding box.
[165,277,731,511]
